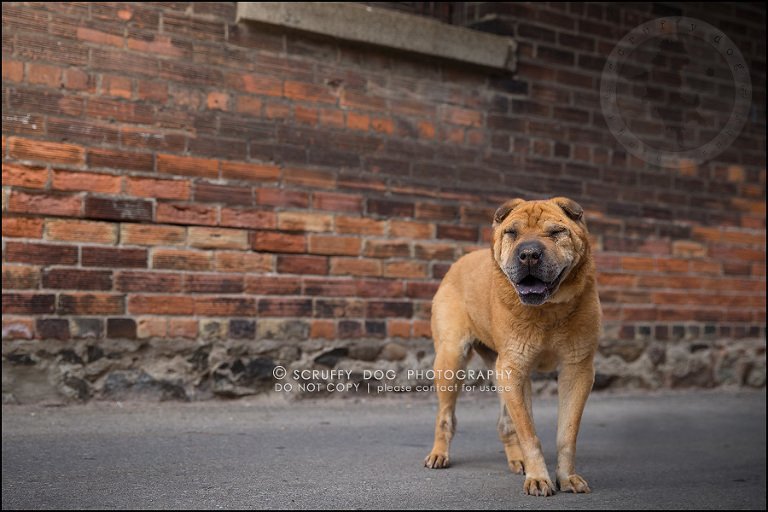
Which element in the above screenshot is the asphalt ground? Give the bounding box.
[2,390,766,510]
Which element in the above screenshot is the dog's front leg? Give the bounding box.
[555,358,595,493]
[497,358,555,497]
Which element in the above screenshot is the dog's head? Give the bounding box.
[492,197,590,306]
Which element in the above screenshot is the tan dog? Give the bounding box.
[424,197,601,497]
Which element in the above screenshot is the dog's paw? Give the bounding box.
[523,476,556,497]
[557,474,591,493]
[508,459,525,474]
[424,452,450,469]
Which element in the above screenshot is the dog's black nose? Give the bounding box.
[517,241,544,266]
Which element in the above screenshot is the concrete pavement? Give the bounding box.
[2,390,766,509]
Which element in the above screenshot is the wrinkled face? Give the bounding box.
[492,197,588,306]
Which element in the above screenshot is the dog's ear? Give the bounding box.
[553,197,584,222]
[493,198,526,226]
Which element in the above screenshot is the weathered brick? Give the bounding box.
[2,216,44,238]
[302,278,358,297]
[37,318,70,340]
[315,298,365,318]
[220,207,276,229]
[310,319,336,339]
[188,227,249,250]
[82,247,147,268]
[258,298,312,317]
[367,301,413,318]
[128,295,196,315]
[277,212,332,232]
[46,219,117,244]
[5,242,78,266]
[330,257,381,277]
[156,202,218,226]
[84,197,152,222]
[185,274,244,294]
[245,276,302,295]
[364,240,410,258]
[194,182,253,206]
[284,81,335,103]
[157,154,218,179]
[390,221,433,239]
[8,137,85,165]
[2,265,41,289]
[385,261,427,279]
[106,317,136,339]
[277,255,328,275]
[2,163,48,188]
[387,319,411,338]
[3,293,55,314]
[308,235,361,256]
[367,199,414,218]
[125,176,190,200]
[214,252,274,273]
[121,224,186,246]
[43,269,112,291]
[115,271,183,293]
[312,191,363,213]
[153,249,212,271]
[221,161,280,182]
[59,293,124,315]
[335,216,386,236]
[52,170,121,194]
[8,190,82,217]
[2,317,36,340]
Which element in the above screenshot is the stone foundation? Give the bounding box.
[2,336,764,404]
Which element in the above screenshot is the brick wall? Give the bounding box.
[2,2,765,401]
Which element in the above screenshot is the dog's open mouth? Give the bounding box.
[513,268,567,305]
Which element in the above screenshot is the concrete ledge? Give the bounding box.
[236,2,517,72]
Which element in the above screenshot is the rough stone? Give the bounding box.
[380,342,407,362]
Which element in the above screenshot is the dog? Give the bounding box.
[424,197,601,497]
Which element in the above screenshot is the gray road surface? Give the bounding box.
[2,390,766,509]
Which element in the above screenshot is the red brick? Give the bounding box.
[121,224,186,246]
[27,62,62,87]
[2,265,41,289]
[153,249,212,271]
[437,225,478,241]
[302,278,358,297]
[250,231,306,253]
[367,301,413,318]
[440,106,482,127]
[169,318,198,338]
[284,81,335,103]
[87,148,154,172]
[416,203,458,221]
[2,216,44,238]
[330,257,381,277]
[278,212,333,232]
[347,112,370,131]
[82,247,147,268]
[77,27,124,47]
[258,298,312,317]
[63,68,94,91]
[295,105,318,125]
[235,95,262,116]
[194,182,252,206]
[372,118,394,134]
[115,271,183,293]
[388,319,411,338]
[195,297,256,316]
[84,196,152,222]
[206,91,229,110]
[245,276,302,295]
[214,252,274,273]
[310,319,336,339]
[188,227,248,250]
[319,109,344,128]
[156,202,218,226]
[406,281,439,299]
[43,269,112,291]
[312,192,362,213]
[128,295,196,315]
[391,221,433,239]
[46,219,117,244]
[185,274,244,294]
[157,154,218,179]
[232,73,282,96]
[367,199,414,218]
[277,255,328,275]
[414,242,455,260]
[58,293,124,315]
[308,235,361,256]
[221,161,280,182]
[126,176,190,200]
[336,216,386,236]
[5,242,78,266]
[413,320,432,338]
[220,207,276,229]
[3,293,56,314]
[127,34,183,58]
[2,317,35,339]
[137,80,168,102]
[137,317,167,339]
[418,121,436,139]
[256,188,310,208]
[102,74,132,99]
[364,240,410,258]
[52,170,122,194]
[385,261,427,279]
[2,163,48,189]
[283,168,336,189]
[8,190,82,217]
[2,59,24,82]
[356,279,404,298]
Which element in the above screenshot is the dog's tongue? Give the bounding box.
[517,277,547,295]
